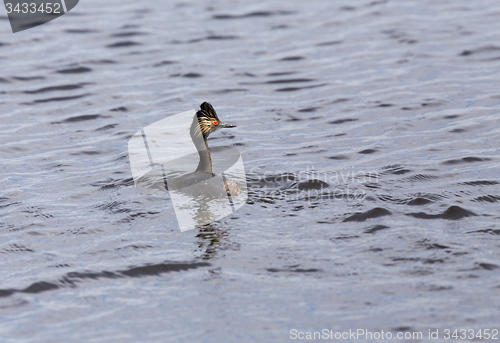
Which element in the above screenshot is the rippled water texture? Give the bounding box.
[1,0,500,341]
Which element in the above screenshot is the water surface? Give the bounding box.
[1,0,500,341]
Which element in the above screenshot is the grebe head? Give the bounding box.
[194,101,236,138]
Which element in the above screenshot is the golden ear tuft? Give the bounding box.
[194,102,219,137]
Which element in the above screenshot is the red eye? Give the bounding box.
[213,120,218,125]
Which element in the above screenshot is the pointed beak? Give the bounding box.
[220,122,236,128]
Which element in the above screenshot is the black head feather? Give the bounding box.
[194,102,220,137]
[197,102,219,120]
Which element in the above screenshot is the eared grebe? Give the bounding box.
[177,102,237,191]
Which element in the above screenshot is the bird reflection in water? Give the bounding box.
[178,102,241,259]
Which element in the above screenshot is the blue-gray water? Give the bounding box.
[1,0,500,342]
